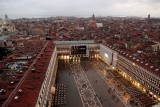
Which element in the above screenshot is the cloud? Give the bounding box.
[0,0,160,18]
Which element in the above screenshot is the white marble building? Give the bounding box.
[0,14,16,34]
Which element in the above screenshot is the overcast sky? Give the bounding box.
[0,0,160,19]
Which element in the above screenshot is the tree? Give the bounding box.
[157,51,160,59]
[1,72,9,81]
[0,47,11,60]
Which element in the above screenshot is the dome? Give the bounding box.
[88,20,97,28]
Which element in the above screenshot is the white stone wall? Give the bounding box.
[100,44,117,67]
[112,52,118,67]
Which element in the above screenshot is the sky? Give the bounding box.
[0,0,160,19]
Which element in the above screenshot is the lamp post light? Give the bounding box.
[18,89,22,96]
[14,96,19,102]
[50,86,55,95]
[50,86,56,107]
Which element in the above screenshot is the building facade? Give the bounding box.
[36,41,160,107]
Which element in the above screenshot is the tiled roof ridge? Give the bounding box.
[2,41,49,107]
[104,43,160,78]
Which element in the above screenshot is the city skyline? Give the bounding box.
[0,0,160,19]
[0,3,160,106]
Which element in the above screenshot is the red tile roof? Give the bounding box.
[2,41,55,107]
[106,43,160,78]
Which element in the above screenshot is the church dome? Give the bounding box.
[88,20,97,28]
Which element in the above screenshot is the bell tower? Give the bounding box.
[92,14,95,20]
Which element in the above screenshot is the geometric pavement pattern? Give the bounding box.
[70,62,102,107]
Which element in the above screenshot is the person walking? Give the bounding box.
[116,98,119,102]
[94,94,97,98]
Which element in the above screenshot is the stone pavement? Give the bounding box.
[91,61,132,107]
[70,63,102,107]
[56,59,126,107]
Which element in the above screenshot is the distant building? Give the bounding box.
[0,14,16,33]
[0,18,3,34]
[148,14,150,20]
[92,14,95,20]
[96,23,103,28]
[88,20,97,28]
[76,27,84,30]
[0,18,3,25]
[148,14,151,22]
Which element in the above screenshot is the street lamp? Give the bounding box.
[112,67,115,70]
[50,86,56,107]
[132,63,135,66]
[50,87,56,95]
